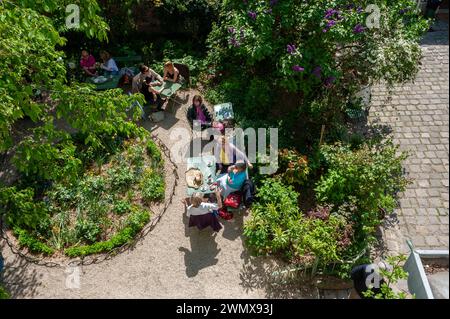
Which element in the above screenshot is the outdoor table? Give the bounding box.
[186,155,217,196]
[213,102,234,122]
[213,102,235,129]
[86,75,122,90]
[153,81,182,99]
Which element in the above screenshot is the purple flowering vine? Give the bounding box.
[327,20,337,28]
[323,8,341,32]
[287,44,297,55]
[248,11,257,20]
[324,9,338,19]
[229,37,240,47]
[292,65,305,72]
[353,24,365,34]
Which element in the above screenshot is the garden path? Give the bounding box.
[0,90,319,299]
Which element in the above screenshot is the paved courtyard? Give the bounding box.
[370,21,449,254]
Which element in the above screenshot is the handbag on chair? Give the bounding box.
[224,192,242,209]
[218,207,233,220]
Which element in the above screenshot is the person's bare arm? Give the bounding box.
[150,68,163,82]
[172,69,179,82]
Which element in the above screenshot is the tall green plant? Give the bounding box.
[315,140,410,238]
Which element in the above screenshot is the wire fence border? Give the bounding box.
[0,134,179,269]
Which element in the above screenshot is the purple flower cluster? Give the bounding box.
[292,65,305,72]
[228,27,245,47]
[324,8,340,19]
[228,37,240,47]
[248,11,257,20]
[323,8,342,32]
[269,0,278,6]
[353,24,365,34]
[286,44,297,55]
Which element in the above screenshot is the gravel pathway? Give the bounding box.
[0,90,317,299]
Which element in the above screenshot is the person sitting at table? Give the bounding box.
[186,95,213,129]
[80,49,97,77]
[216,161,248,199]
[132,64,163,94]
[163,61,180,83]
[141,76,164,111]
[183,190,223,232]
[214,136,253,175]
[99,50,119,75]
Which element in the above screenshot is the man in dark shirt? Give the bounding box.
[140,76,164,111]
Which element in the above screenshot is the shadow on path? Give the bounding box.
[178,228,221,278]
[238,252,319,298]
[0,242,44,298]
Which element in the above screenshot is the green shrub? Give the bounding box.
[140,169,165,204]
[107,165,135,191]
[315,140,409,238]
[114,200,132,215]
[256,178,298,207]
[278,149,310,186]
[0,285,10,299]
[12,122,82,183]
[74,219,102,244]
[244,178,357,276]
[64,209,150,257]
[146,140,162,165]
[244,178,300,254]
[0,187,48,230]
[363,255,410,299]
[243,77,273,118]
[13,227,55,255]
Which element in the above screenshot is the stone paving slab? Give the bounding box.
[370,23,449,254]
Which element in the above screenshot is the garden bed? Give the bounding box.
[1,137,165,258]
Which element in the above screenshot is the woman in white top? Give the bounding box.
[184,190,223,232]
[99,50,119,75]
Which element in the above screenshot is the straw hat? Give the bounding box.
[185,168,203,189]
